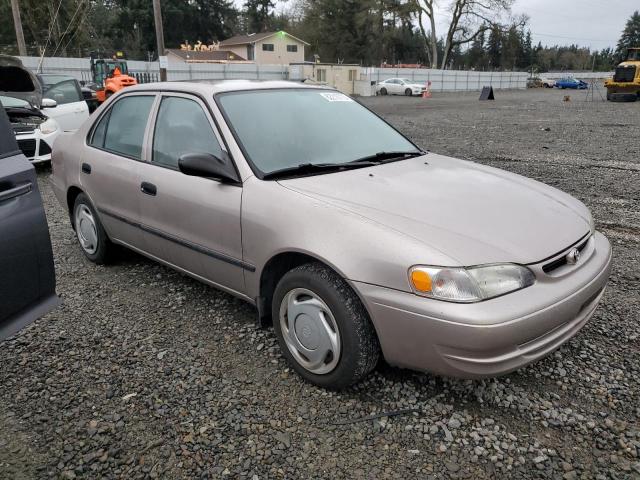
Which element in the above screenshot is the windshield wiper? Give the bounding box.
[347,150,425,165]
[263,161,376,180]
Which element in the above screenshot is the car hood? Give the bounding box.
[279,154,591,266]
[0,55,42,108]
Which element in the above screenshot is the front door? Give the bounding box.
[0,107,59,338]
[41,79,89,131]
[137,93,245,295]
[81,93,156,249]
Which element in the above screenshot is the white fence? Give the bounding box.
[543,71,613,80]
[24,56,617,95]
[17,56,289,83]
[367,68,529,91]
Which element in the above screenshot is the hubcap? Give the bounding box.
[75,204,98,255]
[279,288,341,375]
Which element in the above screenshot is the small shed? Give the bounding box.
[289,63,364,95]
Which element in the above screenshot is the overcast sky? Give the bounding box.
[511,0,635,49]
[251,0,636,50]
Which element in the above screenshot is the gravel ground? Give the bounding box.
[1,88,639,479]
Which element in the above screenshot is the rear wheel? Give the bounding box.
[380,87,388,96]
[73,193,113,264]
[272,263,379,389]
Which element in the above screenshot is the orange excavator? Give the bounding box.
[90,51,137,103]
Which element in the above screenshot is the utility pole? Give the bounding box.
[10,0,27,56]
[152,0,167,81]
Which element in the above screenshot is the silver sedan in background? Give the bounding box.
[376,77,427,96]
[51,81,611,389]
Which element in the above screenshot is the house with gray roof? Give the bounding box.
[219,31,308,65]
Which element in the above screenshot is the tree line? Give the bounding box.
[1,0,639,72]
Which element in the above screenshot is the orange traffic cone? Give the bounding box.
[422,80,432,99]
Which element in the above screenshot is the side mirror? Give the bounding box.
[41,98,57,108]
[178,152,240,184]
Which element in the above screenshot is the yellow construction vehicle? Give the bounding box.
[605,47,640,102]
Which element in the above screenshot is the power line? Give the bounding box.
[37,0,64,71]
[531,31,615,44]
[51,0,86,57]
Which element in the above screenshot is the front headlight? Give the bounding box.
[39,119,58,135]
[409,264,535,303]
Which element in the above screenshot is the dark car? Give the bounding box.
[0,101,60,339]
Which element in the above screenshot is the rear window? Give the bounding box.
[92,95,154,159]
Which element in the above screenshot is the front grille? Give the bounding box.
[543,237,590,274]
[17,139,36,158]
[613,65,636,83]
[12,126,35,134]
[39,140,51,156]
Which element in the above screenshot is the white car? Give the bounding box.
[376,78,426,96]
[0,56,90,164]
[37,74,90,131]
[0,95,60,164]
[540,76,556,88]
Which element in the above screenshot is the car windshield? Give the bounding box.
[0,95,30,108]
[217,89,420,176]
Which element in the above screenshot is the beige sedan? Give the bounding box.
[52,81,611,389]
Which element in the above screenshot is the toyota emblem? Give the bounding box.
[566,248,581,265]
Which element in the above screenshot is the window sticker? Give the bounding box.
[319,92,354,102]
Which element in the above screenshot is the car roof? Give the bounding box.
[126,80,333,96]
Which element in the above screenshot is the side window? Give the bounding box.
[90,110,111,148]
[43,80,82,105]
[103,96,154,159]
[262,43,274,52]
[287,45,298,53]
[152,96,223,169]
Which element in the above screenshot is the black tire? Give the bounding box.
[272,262,380,389]
[405,88,412,96]
[607,92,612,101]
[72,193,113,264]
[380,87,387,96]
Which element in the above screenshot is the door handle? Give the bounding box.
[141,182,157,196]
[81,163,91,174]
[0,182,32,202]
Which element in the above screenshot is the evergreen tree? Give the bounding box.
[244,0,276,33]
[616,11,640,57]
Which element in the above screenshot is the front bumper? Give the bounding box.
[15,130,60,164]
[353,231,612,378]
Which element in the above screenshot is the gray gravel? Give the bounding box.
[1,88,639,479]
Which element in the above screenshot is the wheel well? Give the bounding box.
[258,252,331,325]
[66,186,83,225]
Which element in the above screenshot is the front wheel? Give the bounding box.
[272,263,379,389]
[405,88,413,96]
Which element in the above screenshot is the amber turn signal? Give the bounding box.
[410,269,432,292]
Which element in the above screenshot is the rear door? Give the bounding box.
[0,103,59,339]
[41,79,89,131]
[137,93,245,294]
[81,93,156,250]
